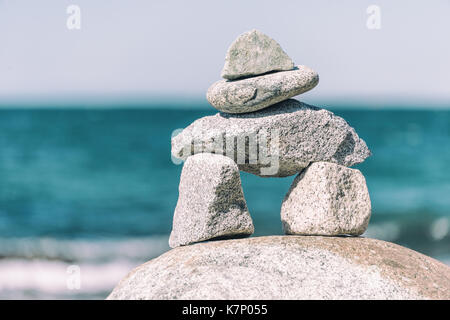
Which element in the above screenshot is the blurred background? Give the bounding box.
[0,0,449,299]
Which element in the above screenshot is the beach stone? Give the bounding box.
[208,65,319,114]
[221,29,295,80]
[169,153,253,248]
[171,99,371,177]
[281,162,371,236]
[107,236,450,300]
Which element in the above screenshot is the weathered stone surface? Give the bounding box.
[208,66,318,114]
[281,162,371,236]
[107,236,450,300]
[221,29,295,80]
[171,99,371,177]
[169,153,253,248]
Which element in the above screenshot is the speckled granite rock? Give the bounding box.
[169,153,253,248]
[221,29,294,80]
[171,99,371,177]
[208,66,318,114]
[281,162,371,236]
[107,236,450,300]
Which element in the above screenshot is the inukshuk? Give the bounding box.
[170,29,371,248]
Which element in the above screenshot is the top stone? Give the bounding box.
[221,29,295,80]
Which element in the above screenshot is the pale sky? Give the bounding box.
[1,0,449,107]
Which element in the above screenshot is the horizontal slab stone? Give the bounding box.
[171,99,371,177]
[208,66,318,114]
[107,236,450,299]
[169,153,253,248]
[281,162,371,236]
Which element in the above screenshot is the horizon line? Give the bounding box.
[0,94,449,110]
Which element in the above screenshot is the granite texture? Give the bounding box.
[281,162,371,236]
[221,29,294,80]
[169,153,253,248]
[107,236,450,300]
[171,99,371,177]
[208,65,319,114]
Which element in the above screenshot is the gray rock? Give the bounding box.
[169,153,253,248]
[208,65,319,114]
[281,162,371,236]
[171,99,371,177]
[221,29,295,80]
[107,236,450,300]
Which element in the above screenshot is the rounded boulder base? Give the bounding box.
[207,66,319,114]
[107,236,450,300]
[281,161,371,236]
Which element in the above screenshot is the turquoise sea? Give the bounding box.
[0,105,449,298]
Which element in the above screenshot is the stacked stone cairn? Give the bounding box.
[170,30,372,248]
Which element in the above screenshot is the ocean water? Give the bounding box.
[0,106,449,299]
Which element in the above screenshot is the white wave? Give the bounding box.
[430,217,449,241]
[0,236,170,262]
[0,236,171,299]
[0,258,140,299]
[363,222,401,242]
